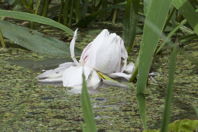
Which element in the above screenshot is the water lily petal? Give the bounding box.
[120,38,128,72]
[62,65,100,88]
[37,62,74,82]
[80,29,128,74]
[80,29,109,66]
[124,62,135,73]
[103,80,129,88]
[109,72,132,80]
[87,70,101,89]
[37,77,63,83]
[70,29,79,65]
[94,33,122,73]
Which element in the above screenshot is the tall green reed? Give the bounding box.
[41,0,51,17]
[172,0,198,35]
[160,45,178,132]
[81,73,97,132]
[155,19,186,54]
[123,0,140,52]
[136,0,172,128]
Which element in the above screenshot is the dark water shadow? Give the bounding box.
[7,57,71,71]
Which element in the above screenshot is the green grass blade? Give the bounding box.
[172,0,198,35]
[155,19,187,54]
[81,73,97,132]
[160,45,178,132]
[136,0,172,128]
[0,9,73,35]
[123,0,140,51]
[0,30,6,48]
[143,0,152,15]
[0,20,79,56]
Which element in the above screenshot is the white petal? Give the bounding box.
[103,80,129,88]
[62,65,100,89]
[37,62,74,82]
[80,29,109,65]
[68,70,101,94]
[120,38,128,72]
[93,33,122,73]
[80,29,128,74]
[87,70,101,89]
[38,77,62,83]
[109,72,131,80]
[124,62,135,73]
[70,29,79,65]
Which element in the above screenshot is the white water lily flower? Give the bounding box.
[37,29,134,92]
[80,29,128,74]
[37,29,101,90]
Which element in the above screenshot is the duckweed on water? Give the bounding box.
[0,32,197,131]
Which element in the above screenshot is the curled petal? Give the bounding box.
[103,80,129,88]
[70,29,79,65]
[124,62,135,73]
[108,72,132,80]
[37,62,74,82]
[108,62,135,80]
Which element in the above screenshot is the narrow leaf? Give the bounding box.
[160,45,178,132]
[0,9,73,35]
[143,0,152,15]
[155,19,187,54]
[0,20,78,56]
[81,73,97,132]
[136,0,172,128]
[172,0,198,35]
[123,0,140,51]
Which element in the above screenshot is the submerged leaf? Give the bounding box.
[0,9,73,35]
[0,20,80,56]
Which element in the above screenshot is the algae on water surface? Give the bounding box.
[0,30,197,131]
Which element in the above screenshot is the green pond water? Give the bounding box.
[0,29,197,131]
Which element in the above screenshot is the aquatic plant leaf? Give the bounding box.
[168,119,198,132]
[8,58,71,71]
[81,73,97,132]
[144,120,198,132]
[136,0,172,128]
[155,19,187,54]
[0,20,80,56]
[0,9,73,35]
[143,0,152,15]
[160,45,178,132]
[76,1,125,27]
[123,0,140,50]
[172,0,198,35]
